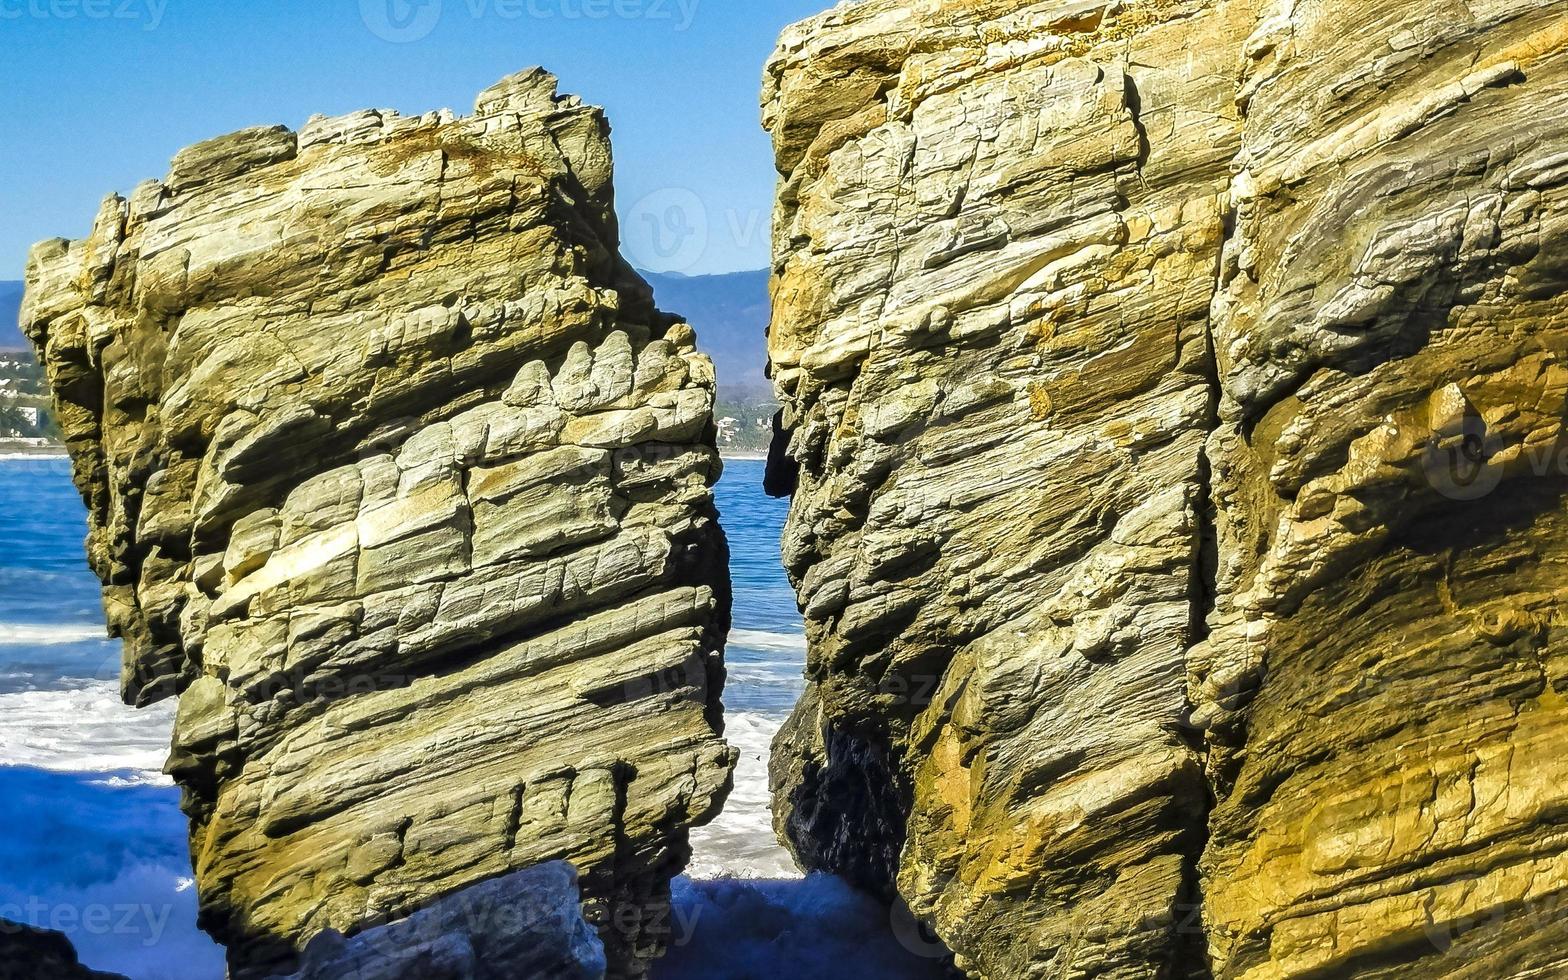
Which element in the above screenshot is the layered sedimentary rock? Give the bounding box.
[1198,4,1568,976]
[764,1,1568,978]
[766,0,1248,973]
[24,68,734,979]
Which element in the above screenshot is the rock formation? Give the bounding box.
[267,862,606,980]
[763,1,1568,978]
[24,68,735,979]
[0,921,128,980]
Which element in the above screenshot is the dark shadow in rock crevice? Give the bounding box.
[653,875,955,980]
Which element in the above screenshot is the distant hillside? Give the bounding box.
[0,281,23,351]
[642,270,771,395]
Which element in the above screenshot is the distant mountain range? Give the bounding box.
[641,269,771,395]
[0,281,23,351]
[0,271,774,390]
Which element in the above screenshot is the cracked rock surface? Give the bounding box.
[24,68,734,980]
[763,1,1568,977]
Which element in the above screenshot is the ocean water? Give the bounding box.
[686,458,806,882]
[0,456,945,978]
[0,457,221,979]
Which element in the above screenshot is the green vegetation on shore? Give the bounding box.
[715,389,778,455]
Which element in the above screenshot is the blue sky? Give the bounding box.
[0,0,830,279]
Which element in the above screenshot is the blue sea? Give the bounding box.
[0,456,217,978]
[0,455,947,979]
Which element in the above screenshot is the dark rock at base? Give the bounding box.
[265,863,606,980]
[0,920,129,980]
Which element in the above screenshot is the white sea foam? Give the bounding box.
[687,711,799,880]
[726,660,802,683]
[0,622,107,645]
[0,452,69,462]
[728,629,807,654]
[0,680,174,783]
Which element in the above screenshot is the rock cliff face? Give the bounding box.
[764,1,1568,978]
[24,69,734,979]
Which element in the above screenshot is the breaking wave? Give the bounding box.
[0,622,107,646]
[0,680,174,784]
[729,628,808,654]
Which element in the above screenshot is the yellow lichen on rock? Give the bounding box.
[765,0,1568,977]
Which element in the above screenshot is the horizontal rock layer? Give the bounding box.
[763,0,1568,977]
[25,68,734,979]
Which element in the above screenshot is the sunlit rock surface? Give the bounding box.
[1199,4,1568,977]
[24,68,734,980]
[763,0,1568,977]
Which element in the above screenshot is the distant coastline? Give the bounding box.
[0,440,65,459]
